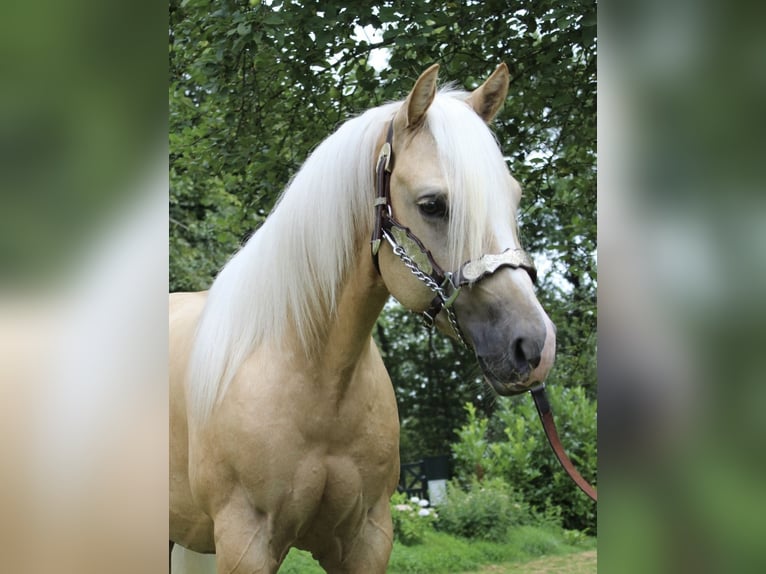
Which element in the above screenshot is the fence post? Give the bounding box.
[423,455,451,505]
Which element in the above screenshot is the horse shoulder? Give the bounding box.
[169,290,215,553]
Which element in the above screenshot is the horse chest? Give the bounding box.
[214,377,398,497]
[286,451,387,550]
[262,404,397,501]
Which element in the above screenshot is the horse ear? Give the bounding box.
[467,63,510,123]
[401,64,440,128]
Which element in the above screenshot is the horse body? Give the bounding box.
[170,64,557,573]
[170,245,400,571]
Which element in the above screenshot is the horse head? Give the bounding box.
[375,63,556,396]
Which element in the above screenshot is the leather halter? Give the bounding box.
[370,120,597,503]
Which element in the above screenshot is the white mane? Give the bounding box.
[187,90,519,425]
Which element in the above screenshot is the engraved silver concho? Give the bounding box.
[458,248,536,284]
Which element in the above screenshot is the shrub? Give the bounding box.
[562,528,589,546]
[390,492,437,546]
[514,524,564,557]
[451,403,490,481]
[451,384,597,533]
[436,478,531,542]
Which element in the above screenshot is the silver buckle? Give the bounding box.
[377,142,392,172]
[441,274,461,307]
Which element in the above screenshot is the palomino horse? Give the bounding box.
[170,63,556,573]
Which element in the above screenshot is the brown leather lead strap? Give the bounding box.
[530,384,598,502]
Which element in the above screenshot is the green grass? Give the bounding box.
[278,525,595,573]
[463,550,597,573]
[278,547,326,573]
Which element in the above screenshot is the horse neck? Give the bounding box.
[312,241,389,391]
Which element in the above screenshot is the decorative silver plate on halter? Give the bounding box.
[456,248,537,285]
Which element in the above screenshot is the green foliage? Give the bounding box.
[436,478,532,542]
[376,304,490,461]
[563,528,590,547]
[280,525,595,573]
[451,402,490,480]
[278,547,323,573]
[387,531,503,573]
[513,524,566,557]
[452,385,597,533]
[390,491,437,546]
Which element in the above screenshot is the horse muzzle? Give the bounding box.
[477,340,541,396]
[464,302,556,397]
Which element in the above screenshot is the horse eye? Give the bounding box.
[418,197,448,219]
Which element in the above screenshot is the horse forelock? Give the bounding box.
[426,91,518,271]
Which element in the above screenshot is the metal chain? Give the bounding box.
[391,242,467,346]
[391,244,443,293]
[444,306,467,347]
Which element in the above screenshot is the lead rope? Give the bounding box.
[530,384,598,502]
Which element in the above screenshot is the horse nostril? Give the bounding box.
[512,337,541,369]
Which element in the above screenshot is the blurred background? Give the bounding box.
[599,0,766,571]
[0,0,167,573]
[0,0,764,572]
